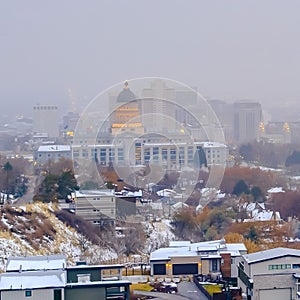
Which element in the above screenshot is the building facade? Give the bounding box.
[238,247,300,300]
[33,104,59,138]
[71,190,116,225]
[233,102,262,143]
[0,255,130,300]
[35,145,71,165]
[150,240,247,280]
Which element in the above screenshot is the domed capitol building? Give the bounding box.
[71,79,228,172]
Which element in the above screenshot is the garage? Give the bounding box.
[259,288,291,300]
[172,263,198,275]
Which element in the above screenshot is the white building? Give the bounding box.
[35,145,71,165]
[0,255,67,300]
[71,138,228,170]
[6,255,66,272]
[238,247,300,300]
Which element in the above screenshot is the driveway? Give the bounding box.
[177,281,209,300]
[134,281,209,300]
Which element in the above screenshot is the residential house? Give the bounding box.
[150,239,247,281]
[0,255,131,300]
[238,247,300,300]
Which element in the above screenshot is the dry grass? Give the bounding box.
[130,283,154,292]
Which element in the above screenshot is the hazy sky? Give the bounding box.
[1,1,300,119]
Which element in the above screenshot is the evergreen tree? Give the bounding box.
[232,179,250,196]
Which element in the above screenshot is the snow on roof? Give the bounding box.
[0,270,66,290]
[157,189,177,197]
[226,243,247,252]
[243,247,300,264]
[6,255,67,272]
[195,142,227,148]
[74,189,115,198]
[252,211,281,221]
[169,241,191,247]
[150,247,197,261]
[267,187,285,193]
[37,145,71,152]
[217,193,226,199]
[117,190,142,197]
[222,243,247,256]
[151,240,246,260]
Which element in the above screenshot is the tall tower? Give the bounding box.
[141,79,176,133]
[233,102,262,143]
[33,104,59,137]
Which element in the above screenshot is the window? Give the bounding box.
[170,148,176,161]
[162,148,168,160]
[293,264,300,269]
[179,147,185,165]
[54,289,62,300]
[211,259,218,272]
[144,148,150,163]
[100,148,106,163]
[268,264,291,270]
[187,146,194,164]
[25,290,32,297]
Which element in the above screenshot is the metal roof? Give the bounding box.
[243,247,300,264]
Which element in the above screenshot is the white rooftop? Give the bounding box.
[169,241,191,247]
[74,189,115,198]
[0,270,66,290]
[252,211,281,221]
[243,247,300,264]
[38,145,71,152]
[6,255,67,272]
[151,239,246,261]
[150,247,198,261]
[267,187,285,193]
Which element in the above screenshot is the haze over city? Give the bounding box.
[3,2,300,300]
[1,1,300,121]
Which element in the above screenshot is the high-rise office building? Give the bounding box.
[141,79,176,133]
[33,104,59,137]
[233,102,262,143]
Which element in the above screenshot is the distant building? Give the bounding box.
[71,189,116,225]
[260,121,291,144]
[238,247,300,300]
[35,145,71,165]
[208,100,234,142]
[141,79,176,133]
[33,104,59,137]
[71,139,228,170]
[233,102,262,143]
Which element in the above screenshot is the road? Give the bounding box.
[15,175,39,205]
[134,282,209,300]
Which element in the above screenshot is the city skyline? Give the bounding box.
[1,1,300,120]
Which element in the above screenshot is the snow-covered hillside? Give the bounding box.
[0,203,117,270]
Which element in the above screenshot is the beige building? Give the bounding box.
[238,247,300,300]
[71,190,116,225]
[150,240,246,279]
